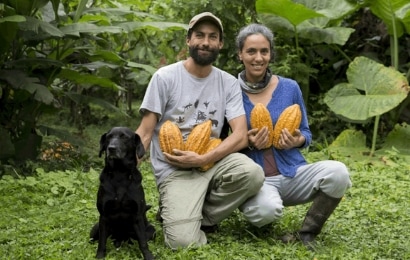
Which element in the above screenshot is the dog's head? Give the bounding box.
[99,127,145,160]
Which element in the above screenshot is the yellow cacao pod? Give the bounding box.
[272,104,302,149]
[184,120,212,154]
[250,103,274,149]
[199,138,222,171]
[159,120,184,154]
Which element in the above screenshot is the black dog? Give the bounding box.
[90,127,155,259]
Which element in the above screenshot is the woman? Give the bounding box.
[236,23,352,249]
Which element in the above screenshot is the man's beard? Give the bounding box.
[189,46,220,66]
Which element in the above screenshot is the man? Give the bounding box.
[135,12,264,249]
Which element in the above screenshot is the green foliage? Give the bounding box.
[324,56,410,155]
[0,0,187,161]
[324,56,409,122]
[1,153,410,259]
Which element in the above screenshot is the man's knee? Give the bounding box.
[242,161,265,194]
[163,224,206,249]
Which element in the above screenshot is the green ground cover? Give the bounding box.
[1,149,409,260]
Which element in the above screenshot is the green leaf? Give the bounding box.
[0,70,54,104]
[75,61,120,71]
[256,0,324,26]
[118,21,188,32]
[0,15,26,23]
[368,0,409,36]
[324,56,410,121]
[382,123,410,154]
[330,129,367,148]
[395,3,410,33]
[257,0,357,45]
[58,69,122,91]
[90,50,124,63]
[308,0,358,20]
[328,129,371,160]
[19,16,64,38]
[59,23,123,37]
[126,61,157,75]
[298,26,355,45]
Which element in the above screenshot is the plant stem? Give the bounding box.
[370,115,380,157]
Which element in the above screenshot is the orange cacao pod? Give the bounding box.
[184,120,212,154]
[199,138,222,171]
[159,120,184,154]
[250,103,274,149]
[272,104,302,149]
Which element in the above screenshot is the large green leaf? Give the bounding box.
[395,3,410,33]
[256,0,324,26]
[256,0,357,45]
[324,56,409,121]
[327,129,373,162]
[0,70,54,104]
[298,25,355,45]
[89,50,123,63]
[75,61,119,71]
[0,15,26,23]
[117,21,187,33]
[19,16,64,37]
[59,23,123,36]
[381,123,410,154]
[58,69,123,91]
[368,0,409,36]
[300,0,358,20]
[126,61,157,75]
[6,0,49,15]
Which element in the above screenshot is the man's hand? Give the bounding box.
[163,149,206,169]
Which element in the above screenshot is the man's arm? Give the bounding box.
[135,111,158,155]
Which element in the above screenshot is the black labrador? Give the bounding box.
[90,127,155,259]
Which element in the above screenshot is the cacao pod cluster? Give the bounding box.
[158,120,221,171]
[250,103,302,149]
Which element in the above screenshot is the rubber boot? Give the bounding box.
[281,191,342,250]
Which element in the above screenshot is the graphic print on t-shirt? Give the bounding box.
[179,98,219,140]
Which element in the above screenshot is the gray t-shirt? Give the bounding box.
[139,61,245,185]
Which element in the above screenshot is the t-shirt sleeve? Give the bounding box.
[225,77,245,121]
[139,72,167,120]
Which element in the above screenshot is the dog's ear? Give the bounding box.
[134,133,145,158]
[99,133,107,157]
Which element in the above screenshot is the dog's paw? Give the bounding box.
[142,251,155,260]
[145,224,156,241]
[96,252,105,259]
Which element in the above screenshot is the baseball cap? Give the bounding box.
[188,12,223,36]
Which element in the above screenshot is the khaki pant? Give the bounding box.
[158,153,264,249]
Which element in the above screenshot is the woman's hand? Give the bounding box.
[278,128,305,149]
[248,126,269,150]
